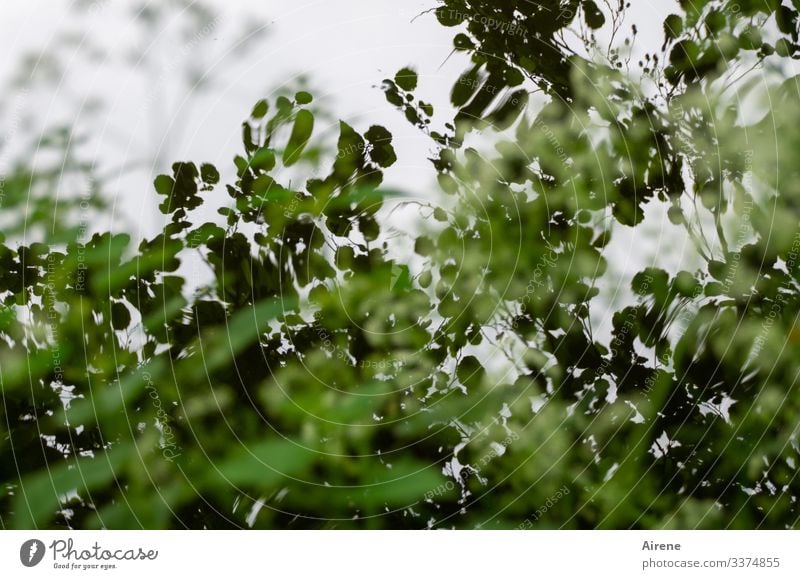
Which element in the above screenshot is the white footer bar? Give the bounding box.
[1,531,798,577]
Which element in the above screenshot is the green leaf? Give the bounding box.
[57,358,167,427]
[452,66,482,107]
[365,125,396,167]
[326,187,402,209]
[201,438,316,489]
[708,260,727,282]
[453,33,474,50]
[776,6,797,35]
[394,67,418,91]
[154,174,174,196]
[189,297,297,379]
[283,109,314,166]
[359,460,444,509]
[200,163,220,184]
[250,147,276,171]
[436,6,465,26]
[704,10,725,34]
[11,443,133,528]
[414,236,435,256]
[111,301,131,330]
[583,0,605,29]
[251,99,269,119]
[487,89,528,130]
[664,14,683,39]
[295,91,313,105]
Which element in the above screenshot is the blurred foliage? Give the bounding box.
[2,0,800,529]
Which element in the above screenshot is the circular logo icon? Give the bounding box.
[19,539,46,567]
